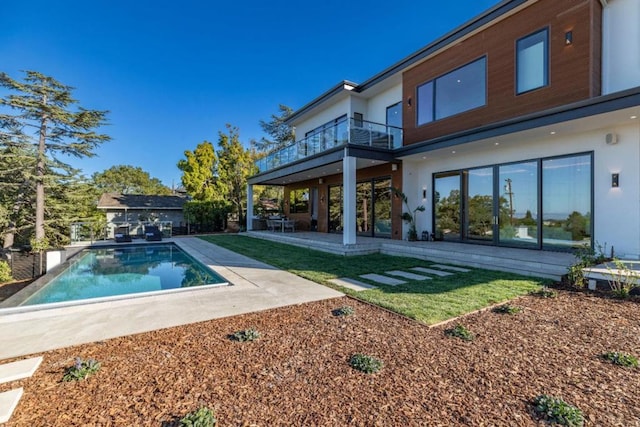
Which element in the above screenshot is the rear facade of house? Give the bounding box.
[247,0,640,258]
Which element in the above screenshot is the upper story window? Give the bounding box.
[386,102,402,128]
[417,56,487,126]
[516,28,549,94]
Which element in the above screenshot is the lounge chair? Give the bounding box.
[114,226,132,243]
[144,225,162,241]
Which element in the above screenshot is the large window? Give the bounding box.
[516,29,549,94]
[289,188,309,214]
[417,57,487,125]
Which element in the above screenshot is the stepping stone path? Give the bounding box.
[329,277,377,291]
[359,273,406,286]
[0,356,42,423]
[385,270,432,280]
[410,267,454,277]
[431,264,471,273]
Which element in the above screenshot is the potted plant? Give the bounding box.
[393,188,425,241]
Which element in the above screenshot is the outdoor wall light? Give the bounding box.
[407,97,412,107]
[422,188,427,199]
[565,31,573,45]
[612,173,619,188]
[318,178,324,184]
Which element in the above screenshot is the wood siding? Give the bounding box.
[402,0,602,145]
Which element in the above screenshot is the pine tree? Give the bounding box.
[0,71,110,247]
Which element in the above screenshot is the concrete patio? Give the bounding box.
[246,231,577,280]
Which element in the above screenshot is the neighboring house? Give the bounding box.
[247,0,640,258]
[97,193,187,238]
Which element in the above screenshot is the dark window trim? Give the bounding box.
[515,27,549,95]
[416,55,488,127]
[385,101,402,127]
[431,150,594,251]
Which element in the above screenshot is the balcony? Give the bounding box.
[255,118,402,173]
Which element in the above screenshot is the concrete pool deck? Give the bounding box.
[0,237,343,360]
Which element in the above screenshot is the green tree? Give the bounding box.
[216,125,258,229]
[0,71,110,246]
[177,141,217,201]
[92,165,171,195]
[251,104,295,152]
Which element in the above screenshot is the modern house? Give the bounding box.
[97,193,187,238]
[247,0,640,259]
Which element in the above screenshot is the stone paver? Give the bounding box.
[431,264,471,272]
[328,278,377,292]
[385,270,432,280]
[359,274,406,286]
[0,357,42,385]
[0,388,23,423]
[410,267,454,277]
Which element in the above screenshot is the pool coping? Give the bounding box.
[0,237,343,360]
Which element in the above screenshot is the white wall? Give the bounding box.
[404,121,640,257]
[293,97,351,139]
[365,84,402,124]
[602,0,640,94]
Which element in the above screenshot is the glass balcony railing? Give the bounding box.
[255,118,403,173]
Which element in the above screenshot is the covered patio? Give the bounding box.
[245,230,576,280]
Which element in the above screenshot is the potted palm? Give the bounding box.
[393,188,425,241]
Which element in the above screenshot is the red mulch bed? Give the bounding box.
[2,290,639,426]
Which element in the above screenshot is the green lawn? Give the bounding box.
[200,235,550,324]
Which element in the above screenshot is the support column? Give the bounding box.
[343,154,357,245]
[246,184,254,231]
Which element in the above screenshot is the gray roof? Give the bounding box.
[97,193,187,210]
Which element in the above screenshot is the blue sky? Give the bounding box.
[2,0,499,188]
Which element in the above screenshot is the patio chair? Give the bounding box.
[144,225,163,241]
[283,219,295,233]
[114,226,132,243]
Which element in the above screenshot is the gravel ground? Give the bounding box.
[2,290,639,426]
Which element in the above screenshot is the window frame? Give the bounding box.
[515,28,549,95]
[416,56,488,126]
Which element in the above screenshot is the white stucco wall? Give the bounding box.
[365,84,402,125]
[293,97,351,139]
[602,0,640,94]
[403,121,640,257]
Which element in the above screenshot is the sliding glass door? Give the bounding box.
[433,153,592,250]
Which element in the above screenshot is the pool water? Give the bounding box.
[22,244,226,306]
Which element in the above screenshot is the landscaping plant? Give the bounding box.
[605,258,639,298]
[533,394,584,426]
[180,406,217,427]
[349,353,383,374]
[444,324,474,341]
[492,303,522,315]
[0,260,12,284]
[230,328,261,342]
[530,286,558,298]
[62,357,101,382]
[332,305,355,317]
[566,243,608,287]
[602,351,639,368]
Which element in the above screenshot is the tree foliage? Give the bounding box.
[252,104,294,152]
[216,125,258,229]
[92,165,171,195]
[0,71,110,247]
[177,141,217,201]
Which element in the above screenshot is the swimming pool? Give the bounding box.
[21,244,227,306]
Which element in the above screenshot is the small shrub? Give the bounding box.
[62,357,101,381]
[444,324,474,341]
[530,286,558,298]
[180,406,217,427]
[0,260,12,284]
[332,305,355,317]
[533,394,584,426]
[567,243,609,287]
[349,353,383,374]
[229,328,260,342]
[602,351,639,368]
[605,259,639,298]
[492,304,522,315]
